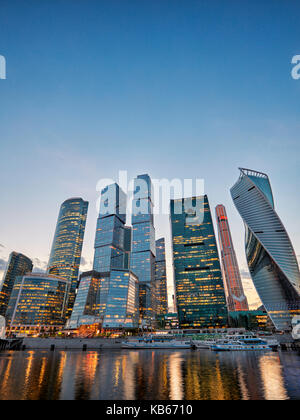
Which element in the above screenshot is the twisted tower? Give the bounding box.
[231,168,300,330]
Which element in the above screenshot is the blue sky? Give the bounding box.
[0,0,300,308]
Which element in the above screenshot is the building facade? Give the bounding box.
[130,174,156,324]
[71,183,140,331]
[231,168,300,331]
[0,252,33,318]
[170,196,228,329]
[48,198,88,318]
[215,204,249,312]
[68,271,103,329]
[155,238,168,316]
[93,184,127,272]
[6,273,69,334]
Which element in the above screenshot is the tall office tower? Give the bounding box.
[215,204,249,312]
[170,196,228,329]
[130,174,156,324]
[68,271,103,329]
[0,252,33,317]
[48,198,88,318]
[231,168,300,331]
[6,273,69,335]
[85,183,139,330]
[155,238,168,316]
[93,183,127,272]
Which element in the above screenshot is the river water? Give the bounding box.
[0,349,299,400]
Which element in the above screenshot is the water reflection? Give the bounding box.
[0,349,299,400]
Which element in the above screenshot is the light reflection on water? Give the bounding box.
[0,349,299,400]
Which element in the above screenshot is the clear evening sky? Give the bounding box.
[0,0,299,309]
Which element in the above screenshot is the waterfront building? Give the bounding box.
[130,174,156,324]
[155,238,168,316]
[170,195,228,329]
[215,204,249,312]
[72,184,139,331]
[48,198,88,318]
[69,269,139,330]
[93,184,127,272]
[6,273,69,335]
[102,269,139,329]
[0,252,33,318]
[68,271,103,329]
[231,168,300,331]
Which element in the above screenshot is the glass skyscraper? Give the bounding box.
[170,196,228,328]
[231,168,300,331]
[74,183,140,330]
[0,252,33,318]
[93,184,127,272]
[215,204,249,312]
[130,174,156,324]
[68,270,103,329]
[155,238,168,316]
[6,273,69,333]
[48,198,88,318]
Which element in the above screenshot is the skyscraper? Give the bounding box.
[130,174,156,324]
[93,183,127,272]
[80,183,139,330]
[6,273,69,335]
[215,204,249,312]
[48,198,88,318]
[155,238,168,316]
[231,168,300,331]
[0,252,33,317]
[170,196,228,328]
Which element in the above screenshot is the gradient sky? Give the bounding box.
[0,0,300,309]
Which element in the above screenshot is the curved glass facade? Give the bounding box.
[6,274,69,327]
[231,168,300,330]
[48,198,88,318]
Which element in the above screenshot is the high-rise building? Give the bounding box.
[48,198,88,318]
[93,184,127,272]
[231,168,300,331]
[0,252,33,318]
[6,273,69,335]
[215,204,249,312]
[130,174,156,324]
[79,183,139,330]
[155,238,168,316]
[69,269,139,330]
[102,269,139,329]
[68,270,103,329]
[170,196,228,328]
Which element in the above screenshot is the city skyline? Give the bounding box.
[1,0,300,311]
[0,166,299,311]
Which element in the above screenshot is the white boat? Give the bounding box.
[193,332,278,350]
[211,338,272,351]
[122,336,191,349]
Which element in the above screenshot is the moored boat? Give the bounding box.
[211,338,272,351]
